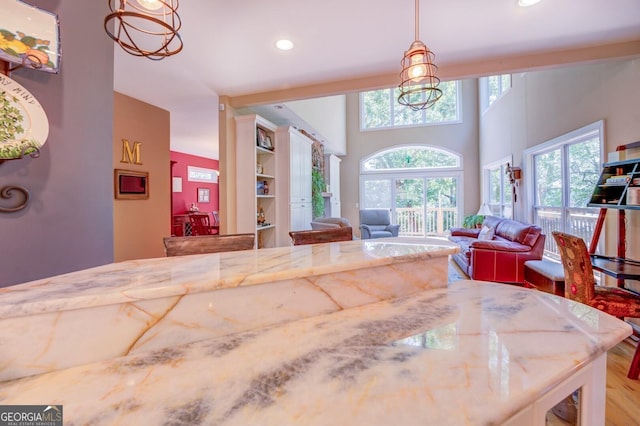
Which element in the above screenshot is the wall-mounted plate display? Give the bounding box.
[0,0,61,73]
[0,74,49,160]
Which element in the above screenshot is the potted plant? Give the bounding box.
[311,168,326,219]
[463,214,485,229]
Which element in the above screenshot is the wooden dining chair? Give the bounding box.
[189,213,215,236]
[552,231,640,379]
[289,227,353,246]
[210,211,220,235]
[163,233,255,257]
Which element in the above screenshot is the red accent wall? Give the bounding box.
[170,151,219,215]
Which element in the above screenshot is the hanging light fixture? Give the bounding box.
[104,0,183,60]
[398,0,442,111]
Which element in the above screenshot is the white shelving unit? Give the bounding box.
[235,114,278,248]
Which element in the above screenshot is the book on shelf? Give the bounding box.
[605,175,630,185]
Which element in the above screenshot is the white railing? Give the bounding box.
[396,207,458,237]
[535,208,600,259]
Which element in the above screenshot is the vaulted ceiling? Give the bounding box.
[112,0,640,158]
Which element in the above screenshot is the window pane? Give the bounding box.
[363,179,391,208]
[500,74,511,92]
[535,149,562,207]
[427,177,458,234]
[568,138,600,207]
[425,81,458,122]
[362,89,391,128]
[396,178,424,208]
[489,168,501,203]
[362,146,460,171]
[361,82,459,130]
[490,76,502,105]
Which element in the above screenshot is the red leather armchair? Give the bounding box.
[448,216,545,284]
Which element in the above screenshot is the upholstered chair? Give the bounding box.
[359,209,400,239]
[552,231,640,379]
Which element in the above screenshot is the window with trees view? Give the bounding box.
[480,74,511,112]
[360,81,460,130]
[525,121,603,258]
[483,158,513,219]
[360,146,462,237]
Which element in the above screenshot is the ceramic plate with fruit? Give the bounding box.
[0,74,49,160]
[0,0,60,73]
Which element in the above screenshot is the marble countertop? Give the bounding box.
[0,280,631,425]
[0,237,458,320]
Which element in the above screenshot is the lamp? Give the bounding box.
[477,203,493,216]
[398,0,442,111]
[104,0,183,60]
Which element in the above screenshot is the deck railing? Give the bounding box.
[535,208,600,259]
[396,207,458,237]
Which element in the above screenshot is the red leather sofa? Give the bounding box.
[448,216,545,284]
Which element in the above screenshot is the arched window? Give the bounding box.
[360,146,463,237]
[362,145,461,172]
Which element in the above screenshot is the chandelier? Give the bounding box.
[397,0,442,111]
[104,0,183,60]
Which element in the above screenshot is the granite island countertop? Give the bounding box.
[0,280,631,425]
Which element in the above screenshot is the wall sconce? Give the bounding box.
[104,0,183,60]
[506,163,522,202]
[506,163,522,186]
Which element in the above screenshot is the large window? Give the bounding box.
[360,146,462,237]
[524,121,603,259]
[483,157,513,219]
[480,74,511,113]
[360,81,460,130]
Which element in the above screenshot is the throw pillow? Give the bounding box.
[478,225,495,240]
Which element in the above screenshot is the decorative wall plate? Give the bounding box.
[0,0,61,73]
[0,73,49,160]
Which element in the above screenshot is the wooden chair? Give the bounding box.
[163,233,255,257]
[189,213,215,236]
[552,231,640,379]
[289,227,353,246]
[210,211,220,235]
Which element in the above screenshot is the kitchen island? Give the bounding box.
[0,237,631,425]
[0,237,456,382]
[0,280,630,425]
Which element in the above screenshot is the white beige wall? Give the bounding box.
[340,79,480,236]
[479,58,640,267]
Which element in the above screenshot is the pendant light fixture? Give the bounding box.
[398,0,442,111]
[105,0,183,60]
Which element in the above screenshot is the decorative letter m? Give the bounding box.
[121,139,142,164]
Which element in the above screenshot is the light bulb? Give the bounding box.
[409,53,426,82]
[136,0,163,10]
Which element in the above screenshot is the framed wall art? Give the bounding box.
[0,0,61,73]
[114,169,149,200]
[197,187,210,203]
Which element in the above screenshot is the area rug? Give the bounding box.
[448,259,465,283]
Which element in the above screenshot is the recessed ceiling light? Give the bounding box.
[518,0,541,6]
[275,39,294,51]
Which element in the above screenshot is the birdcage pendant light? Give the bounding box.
[398,0,442,111]
[105,0,183,60]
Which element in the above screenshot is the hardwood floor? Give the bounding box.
[546,337,640,426]
[604,337,640,426]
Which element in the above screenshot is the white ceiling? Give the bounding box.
[112,0,640,159]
